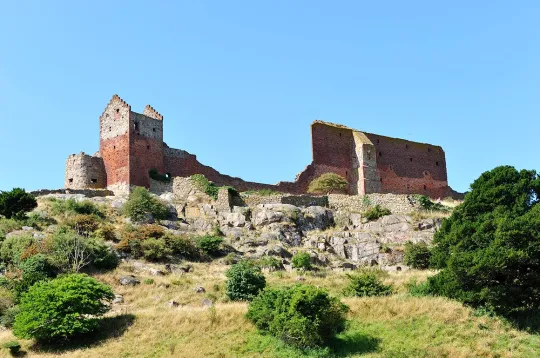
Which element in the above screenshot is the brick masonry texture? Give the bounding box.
[65,95,458,198]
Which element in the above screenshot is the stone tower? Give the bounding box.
[99,94,165,193]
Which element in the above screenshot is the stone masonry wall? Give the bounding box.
[65,153,106,189]
[328,193,417,215]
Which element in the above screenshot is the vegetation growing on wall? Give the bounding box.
[307,173,348,194]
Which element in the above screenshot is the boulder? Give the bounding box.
[119,275,140,286]
[165,264,193,274]
[299,206,334,231]
[252,204,301,227]
[194,286,206,293]
[113,294,124,304]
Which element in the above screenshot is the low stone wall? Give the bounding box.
[328,193,416,215]
[31,188,114,198]
[241,193,328,208]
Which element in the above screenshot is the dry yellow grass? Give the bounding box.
[0,262,538,358]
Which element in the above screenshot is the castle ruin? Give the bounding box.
[65,94,455,198]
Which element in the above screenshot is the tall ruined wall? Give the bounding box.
[99,95,131,188]
[363,133,449,198]
[163,147,281,192]
[308,121,451,198]
[129,111,165,188]
[65,152,106,189]
[311,121,354,181]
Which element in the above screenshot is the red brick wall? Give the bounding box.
[362,133,449,197]
[129,134,165,188]
[100,134,130,186]
[311,122,353,170]
[164,150,283,192]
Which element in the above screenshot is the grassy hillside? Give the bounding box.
[0,263,538,358]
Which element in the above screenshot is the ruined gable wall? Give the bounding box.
[363,133,449,198]
[65,153,106,189]
[99,95,131,187]
[307,122,354,192]
[129,112,165,188]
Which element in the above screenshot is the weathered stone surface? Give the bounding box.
[252,204,300,227]
[298,206,334,231]
[165,264,193,274]
[119,275,140,286]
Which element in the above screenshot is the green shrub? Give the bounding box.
[144,278,155,285]
[0,306,19,328]
[257,256,283,271]
[3,340,21,355]
[0,234,34,265]
[24,211,57,230]
[0,218,24,239]
[405,279,431,297]
[343,271,393,297]
[429,166,540,317]
[66,214,101,237]
[363,205,391,221]
[190,174,220,200]
[94,223,117,242]
[165,235,200,260]
[49,230,118,272]
[404,242,432,269]
[246,285,348,348]
[414,195,449,212]
[307,173,348,194]
[49,231,92,272]
[49,198,104,218]
[13,254,57,295]
[291,252,312,271]
[140,238,172,261]
[225,261,266,301]
[243,189,283,196]
[13,273,114,341]
[123,187,169,223]
[88,240,119,270]
[197,236,223,256]
[0,188,37,220]
[0,287,15,318]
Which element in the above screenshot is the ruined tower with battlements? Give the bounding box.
[65,94,457,198]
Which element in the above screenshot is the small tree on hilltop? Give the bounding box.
[307,173,348,194]
[13,274,114,342]
[0,188,37,219]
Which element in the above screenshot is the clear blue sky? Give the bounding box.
[1,1,539,193]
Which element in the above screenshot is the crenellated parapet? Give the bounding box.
[143,105,163,121]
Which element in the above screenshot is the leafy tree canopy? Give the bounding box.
[429,166,540,317]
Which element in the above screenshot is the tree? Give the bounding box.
[307,173,348,194]
[123,187,169,223]
[225,261,266,301]
[428,166,540,317]
[291,252,312,271]
[246,285,348,348]
[0,188,37,219]
[13,274,114,341]
[404,242,432,269]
